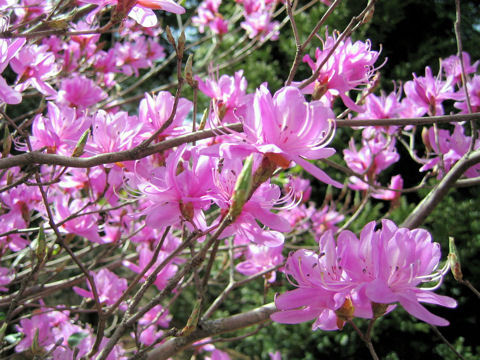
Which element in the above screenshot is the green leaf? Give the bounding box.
[67,332,89,348]
[4,332,22,344]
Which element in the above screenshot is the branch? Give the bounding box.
[2,113,478,170]
[146,303,276,360]
[402,149,480,229]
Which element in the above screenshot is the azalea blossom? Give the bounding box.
[403,66,456,116]
[301,31,380,110]
[73,268,128,306]
[420,123,480,178]
[196,70,250,124]
[0,38,26,104]
[240,85,341,187]
[271,220,457,330]
[56,75,107,109]
[81,0,185,27]
[132,146,215,230]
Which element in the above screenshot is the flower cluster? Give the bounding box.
[272,220,457,330]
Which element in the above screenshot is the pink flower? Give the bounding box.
[352,220,457,326]
[56,75,107,109]
[241,11,279,41]
[0,183,41,251]
[123,242,178,291]
[0,38,26,104]
[10,44,58,96]
[53,195,103,244]
[211,158,291,247]
[311,205,344,236]
[354,91,404,134]
[136,305,171,345]
[196,70,250,124]
[442,52,479,85]
[132,146,215,230]
[371,174,403,202]
[420,123,480,178]
[27,102,91,155]
[454,75,480,113]
[283,176,311,203]
[302,32,380,110]
[404,66,456,116]
[192,0,228,35]
[271,220,457,330]
[271,246,347,330]
[236,243,284,282]
[343,129,399,190]
[81,0,185,27]
[207,349,231,360]
[89,110,147,154]
[15,311,60,352]
[73,268,128,306]
[139,91,192,137]
[241,85,341,187]
[0,267,13,291]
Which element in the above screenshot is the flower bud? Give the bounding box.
[372,302,389,318]
[422,127,432,152]
[71,129,90,157]
[335,298,354,329]
[448,237,463,281]
[229,155,254,220]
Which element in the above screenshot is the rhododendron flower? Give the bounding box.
[442,52,479,85]
[196,70,250,124]
[241,85,341,187]
[0,38,25,104]
[57,75,107,109]
[272,220,457,330]
[206,349,232,360]
[132,146,215,230]
[73,268,128,306]
[420,123,480,178]
[404,66,456,116]
[123,242,178,290]
[211,159,291,247]
[26,102,91,155]
[81,0,185,27]
[283,176,312,203]
[236,243,284,282]
[350,221,457,326]
[302,32,380,110]
[89,110,147,155]
[0,183,41,251]
[192,0,228,35]
[241,11,279,41]
[354,91,404,134]
[139,91,192,136]
[136,305,171,345]
[311,205,344,236]
[10,44,58,96]
[454,75,480,113]
[371,174,403,202]
[53,196,104,243]
[0,267,13,291]
[16,308,125,359]
[343,129,399,190]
